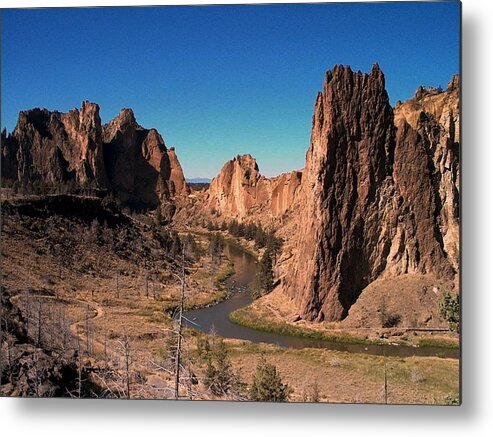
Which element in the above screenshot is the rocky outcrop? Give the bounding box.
[102,108,189,213]
[206,154,270,219]
[281,65,460,322]
[1,102,107,187]
[1,102,188,217]
[204,154,302,224]
[269,170,303,218]
[389,76,460,273]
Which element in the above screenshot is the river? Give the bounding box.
[183,241,459,359]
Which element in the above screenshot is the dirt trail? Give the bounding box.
[68,298,104,338]
[17,291,105,349]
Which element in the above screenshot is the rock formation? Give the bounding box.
[205,155,302,223]
[269,170,303,218]
[1,102,107,187]
[1,102,188,217]
[102,108,189,213]
[281,65,460,322]
[204,154,302,224]
[207,154,269,218]
[392,76,460,273]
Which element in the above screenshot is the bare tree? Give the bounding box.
[173,249,186,400]
[76,337,82,398]
[116,333,133,399]
[85,304,91,356]
[36,300,43,347]
[23,288,31,336]
[1,331,15,385]
[382,348,388,404]
[144,274,149,299]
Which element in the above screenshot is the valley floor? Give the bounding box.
[0,194,459,404]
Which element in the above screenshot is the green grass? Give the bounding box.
[417,337,459,349]
[229,307,379,345]
[215,262,235,288]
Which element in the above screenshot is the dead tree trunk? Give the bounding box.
[85,304,91,356]
[174,249,186,400]
[24,289,31,337]
[36,300,42,347]
[383,348,388,405]
[77,337,82,398]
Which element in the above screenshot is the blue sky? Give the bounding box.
[1,2,460,178]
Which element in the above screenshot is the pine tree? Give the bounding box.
[204,339,232,396]
[258,251,274,294]
[249,356,291,402]
[439,291,460,333]
[254,226,267,248]
[170,231,182,258]
[208,233,224,264]
[266,230,283,263]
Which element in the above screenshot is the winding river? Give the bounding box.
[183,242,459,359]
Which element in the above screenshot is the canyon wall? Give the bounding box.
[1,102,188,217]
[280,65,459,321]
[204,154,302,225]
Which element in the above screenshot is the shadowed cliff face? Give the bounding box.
[281,65,459,322]
[1,102,189,217]
[102,108,189,213]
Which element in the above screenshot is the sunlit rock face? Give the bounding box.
[205,154,302,223]
[2,102,189,219]
[281,65,459,322]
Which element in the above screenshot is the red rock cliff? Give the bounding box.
[281,65,459,322]
[2,102,189,217]
[205,154,302,225]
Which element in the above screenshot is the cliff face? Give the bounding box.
[392,76,460,273]
[207,154,269,218]
[1,102,107,187]
[269,170,303,218]
[102,108,189,213]
[281,65,460,322]
[1,102,188,217]
[205,154,302,224]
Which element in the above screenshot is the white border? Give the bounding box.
[2,0,493,436]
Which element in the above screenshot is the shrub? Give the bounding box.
[204,339,233,396]
[439,292,460,333]
[379,298,401,328]
[249,356,292,402]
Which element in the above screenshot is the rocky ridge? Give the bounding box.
[1,102,188,218]
[205,154,302,224]
[280,65,460,321]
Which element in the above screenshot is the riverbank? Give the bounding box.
[229,288,459,350]
[229,306,378,345]
[184,227,261,260]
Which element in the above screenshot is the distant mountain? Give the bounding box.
[186,178,211,183]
